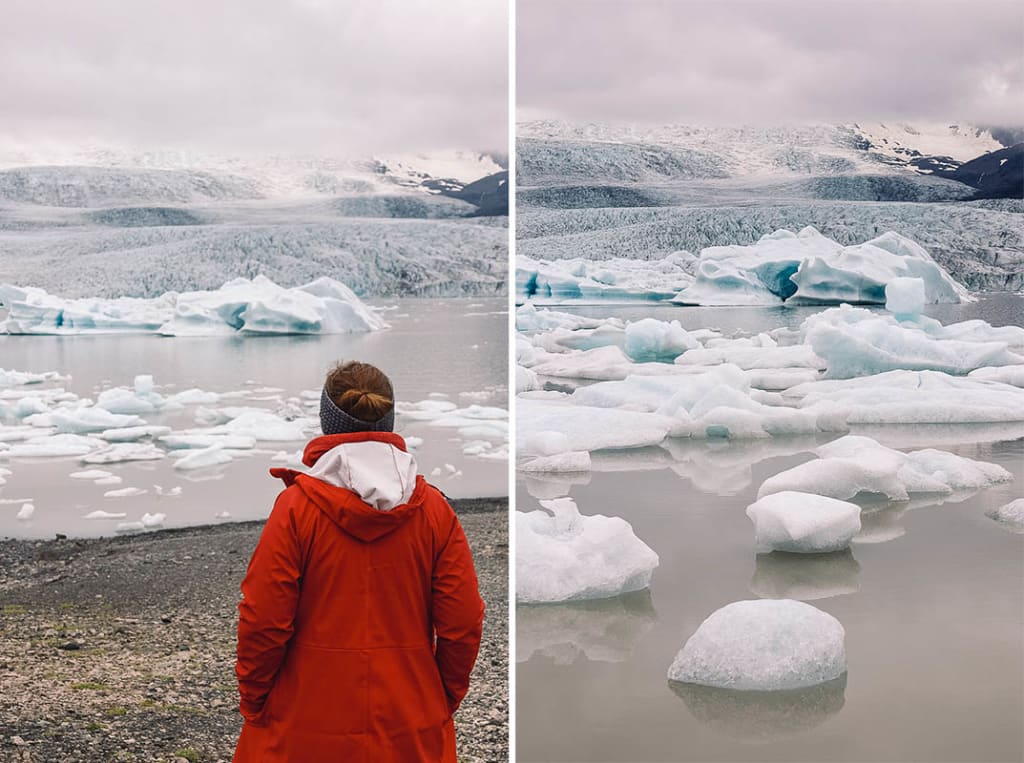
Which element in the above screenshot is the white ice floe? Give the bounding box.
[799,305,1024,378]
[99,426,173,442]
[674,228,968,307]
[141,512,166,528]
[70,469,114,480]
[15,502,34,520]
[8,434,105,458]
[789,370,1024,425]
[885,277,926,317]
[82,443,165,463]
[115,521,146,533]
[520,451,592,473]
[44,407,147,435]
[1,276,386,336]
[104,487,148,498]
[758,435,1012,503]
[154,485,183,497]
[192,410,308,442]
[519,398,678,452]
[95,375,180,415]
[518,253,694,302]
[667,599,847,690]
[517,497,659,603]
[516,303,624,332]
[746,492,862,553]
[95,476,123,486]
[0,368,64,387]
[169,388,221,405]
[172,445,233,471]
[84,510,127,519]
[985,499,1024,533]
[160,434,257,450]
[969,366,1024,388]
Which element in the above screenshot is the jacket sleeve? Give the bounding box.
[432,510,486,714]
[236,489,304,722]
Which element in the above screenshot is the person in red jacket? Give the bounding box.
[233,361,485,762]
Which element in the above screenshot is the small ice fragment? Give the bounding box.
[84,510,127,520]
[430,467,441,477]
[16,503,34,520]
[214,511,231,519]
[444,463,457,475]
[70,469,113,480]
[95,476,123,486]
[746,491,862,553]
[141,512,166,528]
[985,499,1024,533]
[104,487,148,498]
[115,521,145,533]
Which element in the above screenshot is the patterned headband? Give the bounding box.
[319,387,395,435]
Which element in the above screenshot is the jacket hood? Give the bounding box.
[270,432,426,543]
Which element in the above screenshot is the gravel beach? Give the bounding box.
[0,498,508,763]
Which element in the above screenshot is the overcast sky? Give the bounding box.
[0,0,508,155]
[518,0,1024,127]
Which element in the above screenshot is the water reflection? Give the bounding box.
[517,590,657,665]
[853,503,907,543]
[521,471,592,500]
[670,674,847,742]
[750,549,860,600]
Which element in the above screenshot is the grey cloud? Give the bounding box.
[518,0,1023,126]
[0,0,508,154]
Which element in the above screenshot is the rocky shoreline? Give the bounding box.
[0,498,509,763]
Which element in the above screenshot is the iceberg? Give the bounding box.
[48,408,148,435]
[667,599,847,690]
[82,443,165,463]
[517,497,659,603]
[8,434,105,458]
[172,445,233,471]
[518,398,677,452]
[672,227,969,306]
[0,276,386,336]
[985,499,1024,533]
[885,277,926,318]
[624,318,699,362]
[746,492,862,553]
[518,253,694,302]
[758,435,1012,502]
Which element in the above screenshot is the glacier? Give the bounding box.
[667,599,847,690]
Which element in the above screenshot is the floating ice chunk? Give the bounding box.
[404,436,423,449]
[676,345,823,371]
[673,227,968,306]
[84,510,127,519]
[791,370,1024,424]
[801,306,1023,379]
[444,463,457,475]
[750,550,861,600]
[516,303,624,332]
[667,599,847,690]
[16,502,34,520]
[96,376,177,415]
[169,388,221,405]
[985,499,1024,533]
[429,467,442,477]
[217,411,306,441]
[173,445,233,471]
[95,476,123,486]
[624,319,699,362]
[517,497,659,603]
[115,521,146,533]
[160,434,257,450]
[758,435,1012,502]
[969,366,1024,388]
[49,407,147,434]
[515,365,540,394]
[214,511,231,519]
[519,398,676,452]
[0,368,63,387]
[885,277,926,318]
[69,469,114,480]
[746,492,862,553]
[520,451,592,473]
[9,434,105,457]
[82,443,165,463]
[154,485,182,497]
[141,512,166,528]
[99,426,172,442]
[520,431,571,457]
[518,255,693,303]
[104,487,148,498]
[395,400,458,420]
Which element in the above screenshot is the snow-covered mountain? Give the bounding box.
[516,121,1023,290]
[0,142,509,298]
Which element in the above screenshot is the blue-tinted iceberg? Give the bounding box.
[0,276,386,336]
[518,253,695,302]
[673,227,970,307]
[667,599,847,690]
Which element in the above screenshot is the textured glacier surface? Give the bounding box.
[517,497,660,603]
[746,491,862,553]
[667,599,847,690]
[1,275,387,336]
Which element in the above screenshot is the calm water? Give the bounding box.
[0,298,508,539]
[516,293,1024,763]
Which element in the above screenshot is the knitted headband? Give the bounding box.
[319,387,395,435]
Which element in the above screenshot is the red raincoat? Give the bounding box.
[234,432,485,762]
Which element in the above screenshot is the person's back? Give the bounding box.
[233,363,485,762]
